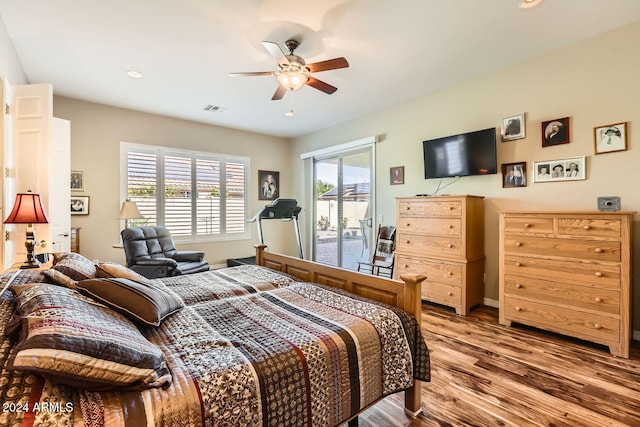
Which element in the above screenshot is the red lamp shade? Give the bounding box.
[3,192,49,224]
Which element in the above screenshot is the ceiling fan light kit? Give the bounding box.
[519,0,543,9]
[230,38,349,108]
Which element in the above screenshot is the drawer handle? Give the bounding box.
[448,206,454,210]
[515,241,522,247]
[515,262,522,267]
[404,264,409,268]
[594,248,603,253]
[595,272,603,277]
[594,324,602,330]
[583,225,591,230]
[448,271,453,276]
[524,223,531,228]
[405,240,411,244]
[406,223,411,227]
[405,206,411,210]
[594,297,602,303]
[447,292,453,296]
[515,283,522,289]
[447,244,453,248]
[515,306,522,312]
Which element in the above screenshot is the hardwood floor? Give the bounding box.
[350,303,640,427]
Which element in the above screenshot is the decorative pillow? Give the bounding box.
[51,252,97,281]
[76,278,184,327]
[42,269,78,289]
[9,283,171,391]
[95,262,151,284]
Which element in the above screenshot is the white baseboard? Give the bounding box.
[483,298,639,342]
[483,297,499,308]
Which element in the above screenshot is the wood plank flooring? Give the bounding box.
[349,303,640,427]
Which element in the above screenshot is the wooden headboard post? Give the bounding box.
[254,244,427,416]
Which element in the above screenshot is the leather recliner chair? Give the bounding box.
[121,226,210,279]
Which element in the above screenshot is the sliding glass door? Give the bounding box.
[313,147,373,270]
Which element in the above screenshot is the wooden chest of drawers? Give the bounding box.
[395,196,485,315]
[499,211,634,358]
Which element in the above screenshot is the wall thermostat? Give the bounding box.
[597,196,621,211]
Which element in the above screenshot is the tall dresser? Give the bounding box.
[395,195,485,315]
[499,211,634,358]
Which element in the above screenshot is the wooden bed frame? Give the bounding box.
[255,244,427,417]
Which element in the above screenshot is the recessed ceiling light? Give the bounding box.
[126,70,143,79]
[520,0,543,9]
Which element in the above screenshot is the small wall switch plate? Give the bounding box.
[597,196,621,211]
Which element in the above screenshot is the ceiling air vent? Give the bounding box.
[204,104,225,112]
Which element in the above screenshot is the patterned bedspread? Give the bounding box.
[0,265,429,427]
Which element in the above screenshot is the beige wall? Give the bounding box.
[53,97,295,267]
[291,22,640,329]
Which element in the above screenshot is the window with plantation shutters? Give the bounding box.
[122,142,249,241]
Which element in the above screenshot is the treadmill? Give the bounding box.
[228,199,303,266]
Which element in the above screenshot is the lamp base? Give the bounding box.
[19,259,42,269]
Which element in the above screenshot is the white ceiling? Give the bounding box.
[1,0,640,139]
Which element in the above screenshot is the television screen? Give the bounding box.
[423,127,497,179]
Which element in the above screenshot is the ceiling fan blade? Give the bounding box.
[229,71,275,77]
[306,76,338,95]
[262,41,289,65]
[271,84,288,100]
[307,57,349,73]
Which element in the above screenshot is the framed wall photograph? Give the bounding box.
[390,166,404,185]
[501,113,525,141]
[594,122,627,154]
[70,196,90,215]
[258,170,279,200]
[532,156,585,183]
[502,162,527,188]
[541,117,570,147]
[70,171,84,191]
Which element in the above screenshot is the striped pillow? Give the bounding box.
[76,278,184,327]
[9,283,171,391]
[52,252,97,281]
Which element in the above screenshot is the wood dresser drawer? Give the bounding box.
[503,255,620,290]
[398,233,462,258]
[396,254,462,286]
[503,236,621,262]
[398,199,462,218]
[502,296,620,345]
[396,217,462,237]
[557,217,621,238]
[422,282,462,308]
[503,275,620,315]
[503,217,554,235]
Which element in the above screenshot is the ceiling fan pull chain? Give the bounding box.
[285,90,295,117]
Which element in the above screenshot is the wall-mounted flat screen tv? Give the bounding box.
[423,127,497,179]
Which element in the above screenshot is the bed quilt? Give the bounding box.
[0,266,429,427]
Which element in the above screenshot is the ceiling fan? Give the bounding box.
[230,39,349,100]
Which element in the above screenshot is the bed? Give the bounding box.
[0,245,429,426]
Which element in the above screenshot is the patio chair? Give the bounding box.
[356,225,396,278]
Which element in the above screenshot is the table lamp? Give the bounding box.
[3,191,50,269]
[119,199,144,228]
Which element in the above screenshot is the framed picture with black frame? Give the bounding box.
[258,170,279,200]
[70,196,90,215]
